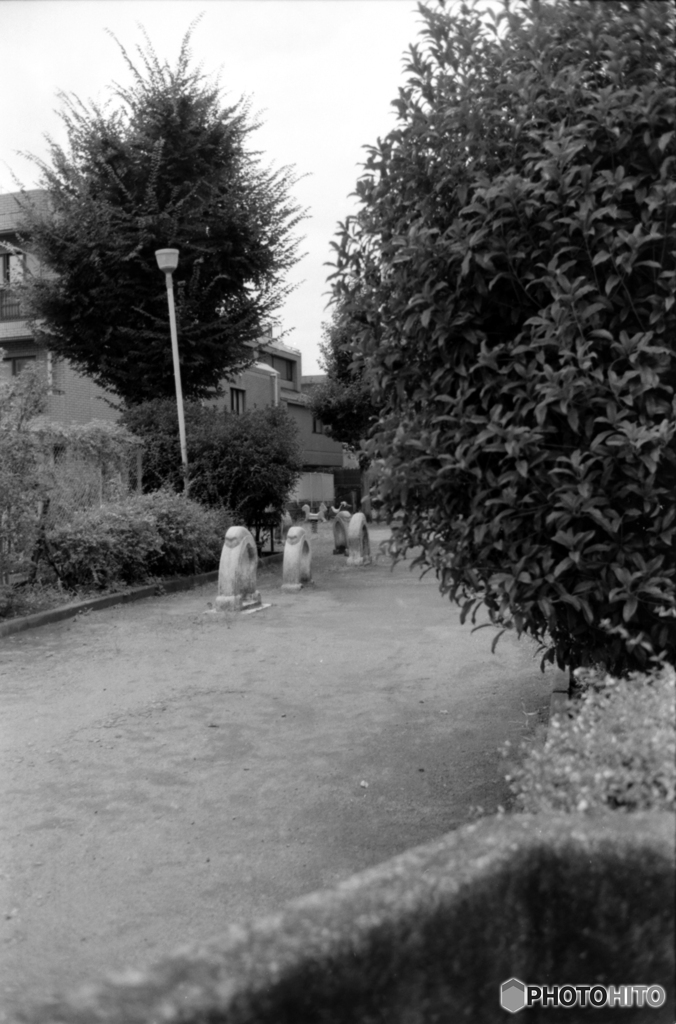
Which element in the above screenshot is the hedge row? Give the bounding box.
[43,490,231,591]
[507,666,675,814]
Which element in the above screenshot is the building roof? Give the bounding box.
[266,337,301,355]
[252,361,279,376]
[281,387,310,406]
[0,189,50,235]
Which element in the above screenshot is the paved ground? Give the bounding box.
[0,525,565,1018]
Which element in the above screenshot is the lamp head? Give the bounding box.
[155,248,179,274]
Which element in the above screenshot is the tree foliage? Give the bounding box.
[121,399,303,524]
[307,306,380,462]
[332,0,676,674]
[20,22,305,404]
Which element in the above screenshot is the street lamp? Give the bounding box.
[155,248,189,493]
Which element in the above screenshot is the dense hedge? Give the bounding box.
[44,490,230,591]
[332,0,676,674]
[507,665,675,813]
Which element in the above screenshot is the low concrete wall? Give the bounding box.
[19,813,674,1023]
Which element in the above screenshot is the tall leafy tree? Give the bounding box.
[332,0,676,675]
[20,22,306,404]
[307,303,380,465]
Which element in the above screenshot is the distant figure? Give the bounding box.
[318,502,328,522]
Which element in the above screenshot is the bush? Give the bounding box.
[43,490,228,591]
[120,399,303,524]
[0,359,49,582]
[208,406,302,526]
[0,580,71,621]
[332,0,676,675]
[119,399,219,494]
[1,359,143,585]
[139,490,230,577]
[506,666,675,814]
[46,503,162,590]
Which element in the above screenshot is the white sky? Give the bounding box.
[0,0,428,374]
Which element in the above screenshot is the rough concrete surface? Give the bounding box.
[0,525,563,1018]
[17,813,674,1024]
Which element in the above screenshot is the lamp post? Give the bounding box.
[155,248,189,493]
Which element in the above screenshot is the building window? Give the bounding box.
[3,355,36,376]
[0,292,22,320]
[272,356,294,382]
[230,387,246,414]
[312,415,325,434]
[259,351,295,383]
[0,252,25,320]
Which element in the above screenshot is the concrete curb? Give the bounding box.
[17,812,674,1024]
[0,570,220,640]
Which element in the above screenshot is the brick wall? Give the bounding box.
[46,361,120,425]
[207,365,277,415]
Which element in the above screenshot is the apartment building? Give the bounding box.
[0,190,122,424]
[215,329,343,469]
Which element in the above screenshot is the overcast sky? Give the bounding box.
[0,0,428,374]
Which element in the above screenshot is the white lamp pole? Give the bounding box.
[155,248,189,493]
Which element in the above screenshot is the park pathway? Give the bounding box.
[0,525,565,1018]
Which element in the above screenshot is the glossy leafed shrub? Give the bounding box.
[507,665,675,813]
[332,0,676,673]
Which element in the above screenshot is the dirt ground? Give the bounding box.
[0,524,564,1019]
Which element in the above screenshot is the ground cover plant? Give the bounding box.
[330,0,676,676]
[0,580,69,622]
[506,665,675,813]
